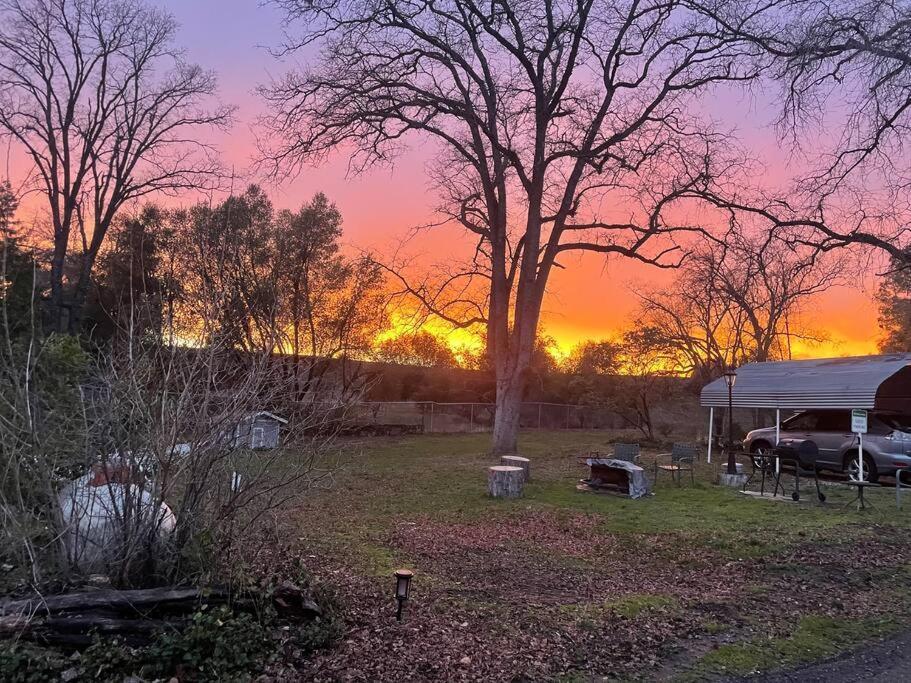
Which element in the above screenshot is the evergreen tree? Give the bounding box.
[877,259,911,352]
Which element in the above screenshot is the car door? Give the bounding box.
[811,410,855,467]
[777,410,827,467]
[779,411,819,442]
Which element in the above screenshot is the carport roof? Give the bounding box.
[700,354,911,411]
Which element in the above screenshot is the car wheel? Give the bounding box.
[847,452,879,483]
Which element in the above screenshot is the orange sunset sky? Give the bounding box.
[7,0,886,358]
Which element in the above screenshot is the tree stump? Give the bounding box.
[500,455,530,482]
[488,466,525,498]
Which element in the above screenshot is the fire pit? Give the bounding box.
[577,454,651,499]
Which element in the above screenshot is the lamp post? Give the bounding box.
[393,569,413,621]
[722,369,737,475]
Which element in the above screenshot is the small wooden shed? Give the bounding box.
[233,411,287,450]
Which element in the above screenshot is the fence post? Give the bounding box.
[565,404,570,430]
[470,403,474,431]
[537,403,542,429]
[429,402,434,432]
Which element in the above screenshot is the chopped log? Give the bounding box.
[487,465,525,498]
[500,455,530,481]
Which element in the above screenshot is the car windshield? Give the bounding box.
[878,413,911,433]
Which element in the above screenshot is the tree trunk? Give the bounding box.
[492,374,523,455]
[68,274,92,335]
[49,241,68,333]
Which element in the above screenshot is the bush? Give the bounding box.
[79,605,272,682]
[3,584,342,682]
[144,605,271,681]
[80,637,137,682]
[0,642,67,683]
[289,583,345,657]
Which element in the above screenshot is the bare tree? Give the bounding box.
[0,0,232,333]
[260,0,769,454]
[635,233,841,383]
[702,0,911,261]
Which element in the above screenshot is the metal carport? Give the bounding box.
[700,353,911,463]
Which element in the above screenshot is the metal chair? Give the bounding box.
[611,442,641,463]
[654,443,697,486]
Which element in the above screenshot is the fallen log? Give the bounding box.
[1,611,171,647]
[0,581,322,648]
[0,583,322,648]
[44,613,165,635]
[0,587,226,619]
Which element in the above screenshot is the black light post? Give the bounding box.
[393,569,413,621]
[723,369,738,475]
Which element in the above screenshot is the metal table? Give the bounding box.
[844,480,880,510]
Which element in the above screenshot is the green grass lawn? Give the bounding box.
[276,431,911,681]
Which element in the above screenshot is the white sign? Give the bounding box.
[851,409,868,434]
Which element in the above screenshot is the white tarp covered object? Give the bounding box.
[584,458,651,499]
[58,467,176,573]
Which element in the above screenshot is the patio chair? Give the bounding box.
[654,442,697,486]
[611,442,641,463]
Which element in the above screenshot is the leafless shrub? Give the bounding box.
[1,263,359,589]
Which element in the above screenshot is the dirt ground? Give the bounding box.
[261,431,911,681]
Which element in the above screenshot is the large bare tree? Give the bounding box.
[0,0,232,333]
[261,0,768,453]
[703,0,911,261]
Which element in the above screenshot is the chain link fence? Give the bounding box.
[348,401,632,434]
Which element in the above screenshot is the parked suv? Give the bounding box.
[743,409,911,482]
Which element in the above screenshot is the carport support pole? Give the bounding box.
[775,409,780,475]
[707,408,714,463]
